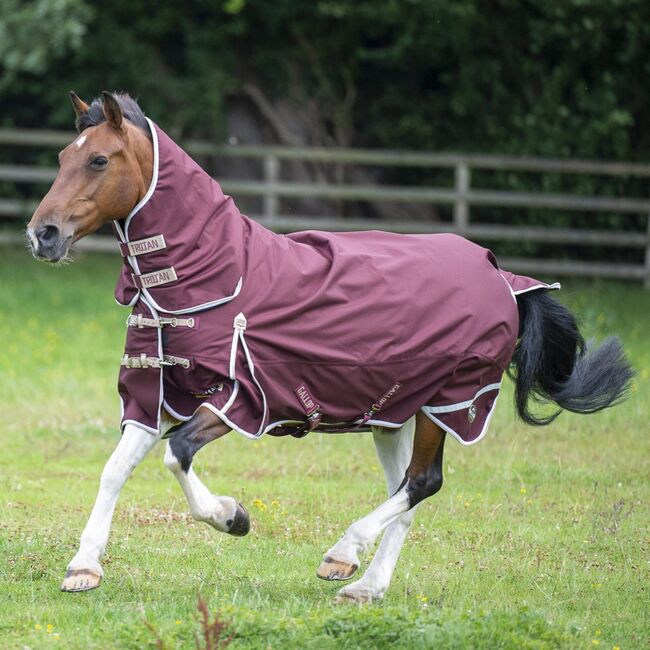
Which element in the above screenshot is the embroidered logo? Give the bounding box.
[371,382,402,413]
[294,384,319,416]
[127,234,166,256]
[190,383,224,399]
[468,404,477,423]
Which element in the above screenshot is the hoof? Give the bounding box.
[334,592,373,605]
[316,556,358,581]
[61,569,102,592]
[226,502,250,537]
[334,583,380,604]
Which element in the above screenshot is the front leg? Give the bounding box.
[61,423,163,592]
[165,406,250,536]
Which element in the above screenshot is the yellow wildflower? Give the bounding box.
[34,624,42,630]
[520,487,527,495]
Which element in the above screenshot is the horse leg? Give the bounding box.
[334,418,418,603]
[317,412,445,594]
[164,407,250,536]
[61,423,164,592]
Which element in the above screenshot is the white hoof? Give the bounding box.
[334,581,384,604]
[61,568,102,592]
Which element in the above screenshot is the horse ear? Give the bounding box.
[69,91,89,131]
[101,91,123,130]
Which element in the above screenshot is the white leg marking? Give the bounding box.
[336,419,418,602]
[163,442,237,532]
[67,423,163,575]
[324,419,416,571]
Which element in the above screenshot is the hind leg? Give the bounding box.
[318,412,445,597]
[334,418,418,603]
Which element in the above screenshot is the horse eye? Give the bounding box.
[89,156,108,169]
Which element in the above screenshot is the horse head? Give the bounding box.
[26,91,152,263]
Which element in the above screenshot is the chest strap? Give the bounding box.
[121,354,190,369]
[126,314,195,329]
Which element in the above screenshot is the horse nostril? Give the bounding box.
[37,224,60,245]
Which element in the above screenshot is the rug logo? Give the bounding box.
[371,382,402,412]
[138,266,178,288]
[294,384,319,416]
[190,383,224,399]
[127,234,166,256]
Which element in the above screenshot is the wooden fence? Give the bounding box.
[1,128,649,284]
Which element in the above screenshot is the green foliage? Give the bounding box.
[1,0,648,160]
[0,0,93,87]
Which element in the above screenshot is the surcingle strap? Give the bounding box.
[126,314,196,329]
[121,353,190,369]
[119,234,166,257]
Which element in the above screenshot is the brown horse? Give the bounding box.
[27,92,632,602]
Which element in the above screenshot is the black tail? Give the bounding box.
[507,291,634,426]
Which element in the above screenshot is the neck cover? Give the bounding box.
[114,119,559,445]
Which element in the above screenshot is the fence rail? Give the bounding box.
[1,128,649,284]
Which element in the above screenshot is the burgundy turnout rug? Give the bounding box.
[114,119,559,445]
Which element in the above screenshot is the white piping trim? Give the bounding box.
[499,273,561,301]
[115,293,139,308]
[199,402,261,440]
[124,117,159,240]
[513,282,561,295]
[422,392,501,446]
[424,382,501,414]
[220,380,239,415]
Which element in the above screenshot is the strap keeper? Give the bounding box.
[118,241,130,257]
[131,273,143,289]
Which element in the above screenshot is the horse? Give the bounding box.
[26,91,633,603]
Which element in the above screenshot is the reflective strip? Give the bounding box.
[121,353,190,369]
[119,234,166,257]
[132,266,177,289]
[126,314,195,329]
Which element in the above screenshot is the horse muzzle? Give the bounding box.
[26,224,72,263]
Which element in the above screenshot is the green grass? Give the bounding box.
[0,248,648,649]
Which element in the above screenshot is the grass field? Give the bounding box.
[0,247,648,649]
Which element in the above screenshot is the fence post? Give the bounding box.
[263,154,279,220]
[645,212,650,289]
[453,161,470,234]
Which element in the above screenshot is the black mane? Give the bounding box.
[76,92,150,138]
